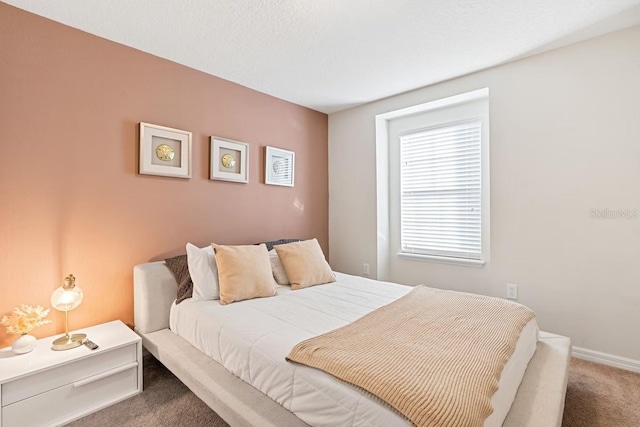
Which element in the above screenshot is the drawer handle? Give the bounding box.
[73,361,138,388]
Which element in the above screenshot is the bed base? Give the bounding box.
[139,328,307,427]
[134,261,571,427]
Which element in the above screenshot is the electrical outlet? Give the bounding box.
[362,263,370,276]
[506,283,518,300]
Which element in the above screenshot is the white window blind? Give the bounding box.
[400,120,482,260]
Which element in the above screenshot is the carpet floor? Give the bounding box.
[562,358,640,427]
[68,354,640,427]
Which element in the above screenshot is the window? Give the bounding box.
[384,89,489,268]
[400,120,482,260]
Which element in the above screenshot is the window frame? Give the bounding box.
[383,89,490,269]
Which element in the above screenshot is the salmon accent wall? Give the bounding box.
[0,4,328,348]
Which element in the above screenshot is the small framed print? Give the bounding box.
[265,146,295,187]
[139,122,192,178]
[210,137,249,183]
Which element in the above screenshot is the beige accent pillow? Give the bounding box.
[212,243,277,305]
[274,239,335,290]
[269,249,290,286]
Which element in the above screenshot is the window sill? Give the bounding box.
[397,252,486,268]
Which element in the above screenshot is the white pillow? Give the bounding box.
[186,243,219,300]
[269,249,290,286]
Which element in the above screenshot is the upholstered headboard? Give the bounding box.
[133,239,302,335]
[133,261,177,334]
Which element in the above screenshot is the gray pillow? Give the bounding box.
[259,239,302,252]
[164,254,193,304]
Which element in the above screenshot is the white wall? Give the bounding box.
[329,25,640,360]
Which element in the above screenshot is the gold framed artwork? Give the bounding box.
[210,137,249,183]
[139,122,192,178]
[265,146,295,187]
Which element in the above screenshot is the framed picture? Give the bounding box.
[265,146,295,187]
[210,137,249,183]
[139,122,192,178]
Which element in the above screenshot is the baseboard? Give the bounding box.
[572,346,640,373]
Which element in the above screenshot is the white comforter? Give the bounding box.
[170,272,537,427]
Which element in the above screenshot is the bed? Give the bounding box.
[133,260,571,427]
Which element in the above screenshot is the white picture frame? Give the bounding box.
[265,146,295,187]
[210,137,249,183]
[139,122,192,179]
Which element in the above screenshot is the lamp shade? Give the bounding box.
[50,274,83,312]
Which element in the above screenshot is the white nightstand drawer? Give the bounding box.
[2,343,137,406]
[2,365,138,427]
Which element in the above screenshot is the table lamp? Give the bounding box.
[50,274,86,350]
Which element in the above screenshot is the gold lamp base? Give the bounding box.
[52,333,87,351]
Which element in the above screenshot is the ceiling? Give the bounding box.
[5,0,640,113]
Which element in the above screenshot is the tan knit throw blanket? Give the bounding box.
[286,286,535,427]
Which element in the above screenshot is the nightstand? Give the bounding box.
[0,320,142,427]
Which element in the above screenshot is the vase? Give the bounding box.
[12,333,36,354]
